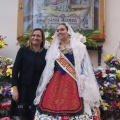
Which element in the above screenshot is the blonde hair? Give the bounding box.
[27,28,45,48]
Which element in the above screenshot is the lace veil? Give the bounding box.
[34,23,101,107]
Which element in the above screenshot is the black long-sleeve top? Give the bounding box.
[12,47,46,87]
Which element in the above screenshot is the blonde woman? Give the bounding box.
[10,28,47,120]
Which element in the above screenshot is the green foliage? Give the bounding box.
[17,29,100,48]
[17,33,30,47]
[44,28,55,42]
[74,29,100,47]
[85,38,97,48]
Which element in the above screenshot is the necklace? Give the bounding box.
[31,47,42,53]
[60,40,70,49]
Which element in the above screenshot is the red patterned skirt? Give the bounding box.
[38,70,83,116]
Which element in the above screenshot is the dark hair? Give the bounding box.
[57,23,68,31]
[28,28,45,48]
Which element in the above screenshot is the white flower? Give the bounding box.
[118,82,120,86]
[80,36,86,43]
[102,73,107,78]
[0,87,2,94]
[5,58,13,64]
[74,32,86,43]
[5,58,13,61]
[0,56,6,68]
[104,82,109,87]
[97,67,104,72]
[116,90,120,95]
[100,91,104,96]
[103,106,108,111]
[110,67,117,71]
[107,82,110,85]
[44,41,50,49]
[7,64,13,69]
[109,73,116,78]
[44,32,50,38]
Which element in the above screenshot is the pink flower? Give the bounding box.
[1,117,11,120]
[2,68,6,74]
[109,85,114,88]
[108,90,112,93]
[110,101,117,106]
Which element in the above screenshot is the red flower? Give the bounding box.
[61,116,70,120]
[93,116,99,120]
[106,69,110,74]
[0,104,2,109]
[2,88,5,92]
[2,68,6,74]
[102,80,105,82]
[2,104,11,109]
[98,73,102,78]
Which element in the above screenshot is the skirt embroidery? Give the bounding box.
[34,110,93,120]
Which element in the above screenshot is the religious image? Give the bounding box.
[24,0,95,31]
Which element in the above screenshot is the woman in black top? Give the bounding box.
[10,28,47,120]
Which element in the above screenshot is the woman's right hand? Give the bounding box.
[12,86,19,102]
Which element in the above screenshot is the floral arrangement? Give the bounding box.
[17,28,99,48]
[0,57,13,117]
[94,53,120,120]
[0,35,7,49]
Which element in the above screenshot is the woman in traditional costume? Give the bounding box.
[34,23,101,120]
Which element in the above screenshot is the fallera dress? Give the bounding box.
[34,48,95,120]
